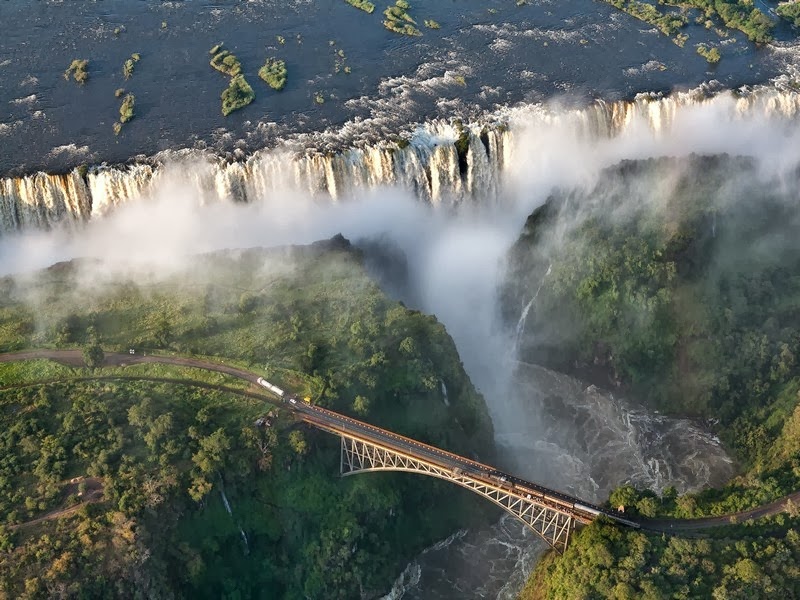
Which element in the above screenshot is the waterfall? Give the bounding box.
[219,486,250,555]
[514,264,551,350]
[0,170,91,232]
[2,85,800,236]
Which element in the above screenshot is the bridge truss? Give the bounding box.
[339,434,576,553]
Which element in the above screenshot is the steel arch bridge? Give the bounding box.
[338,434,580,553]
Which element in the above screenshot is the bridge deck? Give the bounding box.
[293,399,623,525]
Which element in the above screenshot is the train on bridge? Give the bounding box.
[256,376,640,531]
[480,469,641,529]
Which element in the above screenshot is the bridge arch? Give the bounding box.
[339,435,576,553]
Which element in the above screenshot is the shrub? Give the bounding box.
[258,58,287,90]
[64,59,89,84]
[221,75,255,116]
[119,94,135,123]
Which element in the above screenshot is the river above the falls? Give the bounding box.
[1,0,798,176]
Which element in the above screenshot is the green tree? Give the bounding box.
[288,430,308,455]
[82,343,104,369]
[192,428,230,474]
[353,395,370,416]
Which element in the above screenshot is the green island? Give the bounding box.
[112,93,136,136]
[0,238,494,598]
[605,0,688,37]
[122,53,140,81]
[63,59,89,85]
[345,0,376,14]
[384,0,422,36]
[220,76,255,116]
[662,0,774,43]
[209,44,254,115]
[504,155,800,597]
[209,45,243,77]
[697,42,722,63]
[605,0,779,44]
[603,0,689,45]
[119,94,135,123]
[258,58,287,91]
[779,0,800,27]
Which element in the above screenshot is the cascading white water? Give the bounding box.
[219,486,250,555]
[3,85,800,237]
[514,264,551,351]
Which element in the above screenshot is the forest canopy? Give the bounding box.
[0,238,494,598]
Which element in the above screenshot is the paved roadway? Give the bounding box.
[2,349,798,533]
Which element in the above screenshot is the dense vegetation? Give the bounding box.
[63,60,89,85]
[697,42,722,63]
[604,0,688,38]
[520,516,800,599]
[209,46,242,77]
[779,0,800,27]
[345,0,375,14]
[119,94,135,124]
[605,0,775,44]
[505,155,800,597]
[384,0,422,36]
[208,44,255,116]
[258,58,287,91]
[0,238,494,598]
[221,75,255,116]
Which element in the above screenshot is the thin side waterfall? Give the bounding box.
[514,264,551,350]
[219,486,250,555]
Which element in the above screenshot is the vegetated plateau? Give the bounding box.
[0,237,494,599]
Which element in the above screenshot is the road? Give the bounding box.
[1,349,798,534]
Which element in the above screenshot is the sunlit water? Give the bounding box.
[2,0,799,175]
